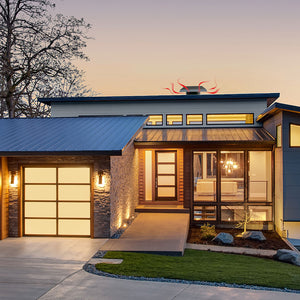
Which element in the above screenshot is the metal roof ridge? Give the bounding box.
[39,92,280,104]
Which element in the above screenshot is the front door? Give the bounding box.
[155,151,177,201]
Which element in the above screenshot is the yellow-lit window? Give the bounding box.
[166,115,183,125]
[187,114,203,125]
[207,114,254,125]
[290,124,300,147]
[146,115,163,126]
[276,125,282,148]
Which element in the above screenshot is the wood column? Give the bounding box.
[0,157,9,240]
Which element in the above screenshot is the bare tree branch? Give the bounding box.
[0,0,94,118]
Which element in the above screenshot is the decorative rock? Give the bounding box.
[212,232,234,245]
[273,249,300,266]
[242,231,266,241]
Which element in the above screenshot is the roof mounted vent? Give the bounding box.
[179,86,207,95]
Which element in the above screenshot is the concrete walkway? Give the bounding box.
[101,213,190,255]
[0,237,107,300]
[40,269,300,300]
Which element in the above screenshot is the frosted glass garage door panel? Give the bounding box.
[58,203,90,218]
[58,168,90,183]
[58,220,90,236]
[25,202,56,218]
[58,185,90,201]
[25,219,56,235]
[25,168,56,183]
[25,185,56,201]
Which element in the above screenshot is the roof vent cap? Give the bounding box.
[179,86,207,95]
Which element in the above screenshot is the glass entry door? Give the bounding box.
[155,151,177,201]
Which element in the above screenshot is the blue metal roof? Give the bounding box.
[257,102,300,122]
[39,93,280,105]
[0,116,147,155]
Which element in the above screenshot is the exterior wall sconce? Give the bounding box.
[10,171,18,187]
[97,171,105,187]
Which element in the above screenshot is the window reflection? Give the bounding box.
[221,151,244,202]
[193,152,217,202]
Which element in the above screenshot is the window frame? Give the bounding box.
[166,114,183,126]
[146,114,163,126]
[276,124,282,148]
[289,123,300,148]
[206,113,254,125]
[186,114,203,125]
[192,149,273,225]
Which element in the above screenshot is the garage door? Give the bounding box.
[24,167,91,236]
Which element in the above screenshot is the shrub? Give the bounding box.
[200,223,217,240]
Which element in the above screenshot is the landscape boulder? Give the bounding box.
[242,231,266,241]
[273,249,300,266]
[212,232,234,245]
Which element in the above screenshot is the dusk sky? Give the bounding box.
[56,0,300,105]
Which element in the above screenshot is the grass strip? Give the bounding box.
[95,249,300,290]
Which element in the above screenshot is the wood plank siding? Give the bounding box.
[0,157,9,240]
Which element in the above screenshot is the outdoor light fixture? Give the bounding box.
[97,171,105,187]
[10,171,18,187]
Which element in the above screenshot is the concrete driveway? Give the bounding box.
[0,237,299,300]
[0,237,107,299]
[40,270,300,300]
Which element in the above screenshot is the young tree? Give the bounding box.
[0,0,92,118]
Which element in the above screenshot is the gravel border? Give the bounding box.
[83,251,300,294]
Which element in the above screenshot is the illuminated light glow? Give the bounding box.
[164,87,173,94]
[177,79,190,93]
[207,88,220,94]
[118,217,122,229]
[10,171,18,187]
[97,171,106,187]
[171,82,181,94]
[198,81,209,93]
[163,79,220,94]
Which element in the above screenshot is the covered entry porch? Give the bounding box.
[135,127,275,229]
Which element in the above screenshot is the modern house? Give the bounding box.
[0,89,299,247]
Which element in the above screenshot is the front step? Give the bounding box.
[135,205,190,214]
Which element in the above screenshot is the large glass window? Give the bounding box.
[290,124,300,147]
[146,115,163,126]
[207,114,254,125]
[191,150,273,224]
[166,114,183,125]
[193,151,217,202]
[221,206,244,222]
[248,151,272,202]
[249,206,272,221]
[220,151,244,202]
[194,206,216,221]
[276,125,282,148]
[187,114,203,125]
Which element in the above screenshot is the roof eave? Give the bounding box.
[0,150,123,156]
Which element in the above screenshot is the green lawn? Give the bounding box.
[96,249,300,290]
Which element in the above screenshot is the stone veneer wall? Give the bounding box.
[110,140,139,236]
[7,155,111,238]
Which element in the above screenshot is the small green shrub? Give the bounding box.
[200,223,217,240]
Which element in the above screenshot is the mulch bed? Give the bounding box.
[188,227,291,250]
